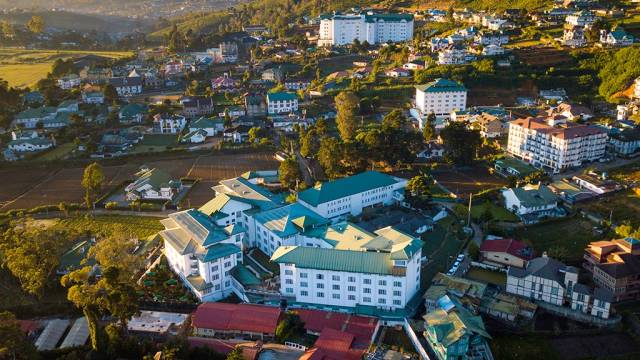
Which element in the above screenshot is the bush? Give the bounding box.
[104,201,119,210]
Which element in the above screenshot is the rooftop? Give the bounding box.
[192,303,282,334]
[298,171,403,207]
[415,78,466,93]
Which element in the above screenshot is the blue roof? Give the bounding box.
[253,203,329,238]
[416,78,466,93]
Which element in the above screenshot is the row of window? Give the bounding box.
[294,290,403,306]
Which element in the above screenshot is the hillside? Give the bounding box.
[0,10,152,33]
[149,0,553,39]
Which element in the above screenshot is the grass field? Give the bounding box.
[131,134,180,153]
[471,202,520,222]
[0,47,133,88]
[421,216,467,287]
[512,216,604,262]
[34,143,76,161]
[581,189,640,227]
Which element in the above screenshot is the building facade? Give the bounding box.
[318,12,414,46]
[506,116,607,173]
[415,78,467,120]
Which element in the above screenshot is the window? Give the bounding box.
[211,265,219,272]
[332,294,340,299]
[286,288,293,293]
[332,275,340,281]
[316,274,324,280]
[213,274,219,280]
[393,300,401,306]
[363,297,371,303]
[363,288,371,294]
[300,272,308,278]
[348,286,356,292]
[317,283,324,289]
[393,290,402,297]
[301,291,308,296]
[378,289,386,295]
[301,282,308,288]
[332,285,340,290]
[363,279,371,285]
[317,292,324,298]
[348,276,356,282]
[379,280,387,286]
[348,295,356,301]
[285,270,293,275]
[378,298,386,304]
[285,279,293,285]
[393,281,402,287]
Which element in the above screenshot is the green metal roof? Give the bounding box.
[271,246,398,275]
[15,106,57,120]
[364,13,413,22]
[509,184,557,208]
[267,92,297,102]
[415,78,466,93]
[230,264,261,287]
[254,203,329,238]
[203,243,241,262]
[297,171,402,206]
[190,116,224,129]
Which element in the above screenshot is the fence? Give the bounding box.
[402,318,430,360]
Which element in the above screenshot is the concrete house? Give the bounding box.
[125,167,183,201]
[501,184,560,224]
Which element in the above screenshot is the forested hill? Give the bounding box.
[148,0,553,39]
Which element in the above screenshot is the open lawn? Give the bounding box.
[471,202,519,222]
[318,54,372,76]
[432,165,507,198]
[131,134,180,153]
[580,189,640,227]
[0,47,132,88]
[54,214,164,239]
[466,267,506,287]
[0,152,280,211]
[511,216,605,262]
[34,143,76,161]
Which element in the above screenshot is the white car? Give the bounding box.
[456,254,465,261]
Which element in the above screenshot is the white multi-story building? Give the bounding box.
[437,46,474,65]
[415,78,467,120]
[57,74,81,90]
[153,114,187,134]
[506,254,612,319]
[266,92,299,114]
[109,76,143,97]
[565,10,596,27]
[318,11,414,46]
[506,116,607,173]
[160,209,246,301]
[272,222,422,310]
[297,171,407,219]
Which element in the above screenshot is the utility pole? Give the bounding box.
[467,193,473,228]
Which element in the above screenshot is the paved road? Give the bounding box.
[551,157,640,181]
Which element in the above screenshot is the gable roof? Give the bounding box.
[253,203,329,238]
[423,299,491,348]
[298,171,402,206]
[192,303,281,334]
[415,78,466,93]
[480,238,535,260]
[507,184,558,208]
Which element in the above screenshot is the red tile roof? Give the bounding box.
[509,116,605,140]
[192,303,282,334]
[295,309,377,349]
[300,328,365,360]
[480,238,535,260]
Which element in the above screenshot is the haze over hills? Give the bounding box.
[0,0,243,19]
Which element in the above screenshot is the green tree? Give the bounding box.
[103,84,118,103]
[300,129,320,158]
[315,118,327,136]
[0,311,38,360]
[27,15,45,34]
[0,219,70,298]
[440,122,481,165]
[382,109,406,129]
[422,113,436,142]
[468,242,480,261]
[405,174,432,208]
[275,312,305,343]
[248,127,263,143]
[226,347,245,360]
[279,158,302,189]
[335,91,359,141]
[1,21,15,39]
[318,137,343,179]
[82,162,105,209]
